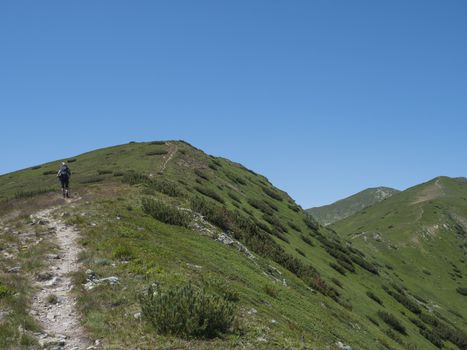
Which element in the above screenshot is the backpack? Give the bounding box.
[59,165,70,178]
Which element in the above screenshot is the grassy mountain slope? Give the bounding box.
[332,176,467,348]
[307,187,399,225]
[0,142,465,350]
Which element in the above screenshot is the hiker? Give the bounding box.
[57,162,72,198]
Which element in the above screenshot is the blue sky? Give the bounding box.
[1,1,466,208]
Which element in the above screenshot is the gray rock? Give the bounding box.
[7,266,21,273]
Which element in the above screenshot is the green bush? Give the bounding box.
[263,214,288,233]
[67,158,77,163]
[263,284,279,298]
[80,176,104,184]
[378,311,406,334]
[14,188,53,199]
[366,291,383,305]
[300,234,314,246]
[147,178,184,197]
[42,170,56,175]
[331,277,343,289]
[142,198,191,227]
[146,150,168,156]
[304,214,319,231]
[288,221,302,232]
[97,169,113,175]
[140,283,235,338]
[227,192,241,203]
[30,165,42,170]
[113,171,124,177]
[295,248,306,257]
[456,287,467,296]
[329,262,346,276]
[194,169,210,181]
[150,141,166,145]
[112,245,135,261]
[420,329,443,348]
[0,284,13,298]
[262,186,283,201]
[247,198,273,215]
[194,186,224,204]
[288,203,301,212]
[385,288,420,314]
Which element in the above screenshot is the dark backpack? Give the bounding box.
[59,165,70,178]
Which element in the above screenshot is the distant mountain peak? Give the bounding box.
[307,186,399,225]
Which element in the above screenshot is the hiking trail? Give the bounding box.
[159,142,178,173]
[30,205,91,350]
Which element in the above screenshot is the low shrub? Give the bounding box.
[224,172,246,185]
[146,149,168,156]
[385,329,403,344]
[147,178,184,198]
[113,171,124,177]
[288,203,301,212]
[30,165,42,170]
[367,291,383,305]
[263,214,288,233]
[67,158,77,163]
[329,262,346,276]
[456,287,467,296]
[304,214,319,231]
[263,284,279,298]
[150,141,166,145]
[43,170,56,175]
[331,277,343,288]
[194,169,210,181]
[378,311,406,334]
[295,248,306,257]
[142,198,191,227]
[273,231,290,243]
[247,198,273,215]
[140,283,235,338]
[97,169,113,175]
[80,176,104,184]
[112,245,135,261]
[14,188,53,199]
[385,288,420,314]
[420,329,443,348]
[300,234,314,246]
[262,186,283,201]
[194,186,224,204]
[227,192,241,203]
[288,221,302,232]
[0,284,13,298]
[367,315,379,326]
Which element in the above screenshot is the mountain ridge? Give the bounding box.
[307,186,400,225]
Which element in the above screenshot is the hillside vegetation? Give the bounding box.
[0,141,465,350]
[307,187,399,226]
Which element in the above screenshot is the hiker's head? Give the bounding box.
[62,162,66,166]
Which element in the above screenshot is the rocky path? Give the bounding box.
[159,142,178,173]
[30,207,90,350]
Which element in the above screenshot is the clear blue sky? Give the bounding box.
[1,1,466,208]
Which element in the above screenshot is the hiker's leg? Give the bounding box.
[65,178,70,198]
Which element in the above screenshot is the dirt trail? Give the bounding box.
[159,142,178,173]
[30,206,90,350]
[412,178,444,204]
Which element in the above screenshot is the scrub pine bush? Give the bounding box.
[142,198,191,227]
[140,283,235,338]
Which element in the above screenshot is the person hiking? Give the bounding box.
[57,162,72,198]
